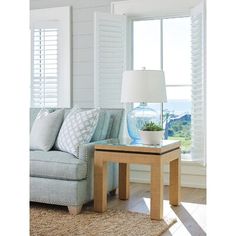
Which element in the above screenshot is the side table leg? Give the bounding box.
[151,160,163,220]
[94,152,107,212]
[119,163,129,200]
[170,149,181,206]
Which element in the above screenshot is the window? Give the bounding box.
[133,12,205,163]
[133,20,161,70]
[32,28,59,107]
[30,7,71,108]
[163,17,192,159]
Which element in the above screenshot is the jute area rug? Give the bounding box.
[30,204,176,236]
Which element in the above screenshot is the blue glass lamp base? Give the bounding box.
[130,139,142,145]
[127,103,160,144]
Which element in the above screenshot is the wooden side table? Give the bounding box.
[94,139,181,220]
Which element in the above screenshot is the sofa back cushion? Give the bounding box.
[30,108,124,141]
[90,111,111,142]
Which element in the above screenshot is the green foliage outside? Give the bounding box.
[169,136,191,153]
[163,111,191,153]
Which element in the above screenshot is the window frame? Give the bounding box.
[30,6,72,108]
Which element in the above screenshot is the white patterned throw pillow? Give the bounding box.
[55,108,100,157]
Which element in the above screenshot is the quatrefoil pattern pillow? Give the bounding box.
[55,108,100,157]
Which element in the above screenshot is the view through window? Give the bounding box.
[133,17,192,160]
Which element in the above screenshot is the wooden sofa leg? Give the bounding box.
[68,205,83,215]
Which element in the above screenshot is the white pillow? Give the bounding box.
[55,108,100,157]
[30,109,64,151]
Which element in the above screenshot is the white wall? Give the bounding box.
[31,0,124,108]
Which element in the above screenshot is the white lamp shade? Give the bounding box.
[121,70,167,103]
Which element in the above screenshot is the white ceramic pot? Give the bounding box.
[139,130,165,145]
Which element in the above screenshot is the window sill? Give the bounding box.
[181,153,206,166]
[181,159,206,167]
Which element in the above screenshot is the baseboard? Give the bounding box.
[130,163,206,189]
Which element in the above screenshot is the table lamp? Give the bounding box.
[121,70,167,143]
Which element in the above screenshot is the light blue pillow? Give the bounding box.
[91,111,111,142]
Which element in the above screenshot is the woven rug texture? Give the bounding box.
[30,205,176,236]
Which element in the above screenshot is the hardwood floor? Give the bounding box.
[90,183,206,236]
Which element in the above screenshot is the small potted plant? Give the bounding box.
[140,121,164,145]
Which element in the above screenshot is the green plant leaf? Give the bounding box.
[141,121,163,131]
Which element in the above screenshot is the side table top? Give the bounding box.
[95,138,181,154]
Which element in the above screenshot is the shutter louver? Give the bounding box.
[94,12,126,108]
[32,28,59,108]
[191,1,206,164]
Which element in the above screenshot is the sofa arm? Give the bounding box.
[78,138,117,162]
[78,139,118,201]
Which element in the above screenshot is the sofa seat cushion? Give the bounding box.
[30,151,87,181]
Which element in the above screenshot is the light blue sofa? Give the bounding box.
[30,108,123,215]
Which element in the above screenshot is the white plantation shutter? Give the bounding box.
[30,7,71,108]
[191,1,206,164]
[32,27,59,107]
[94,12,127,108]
